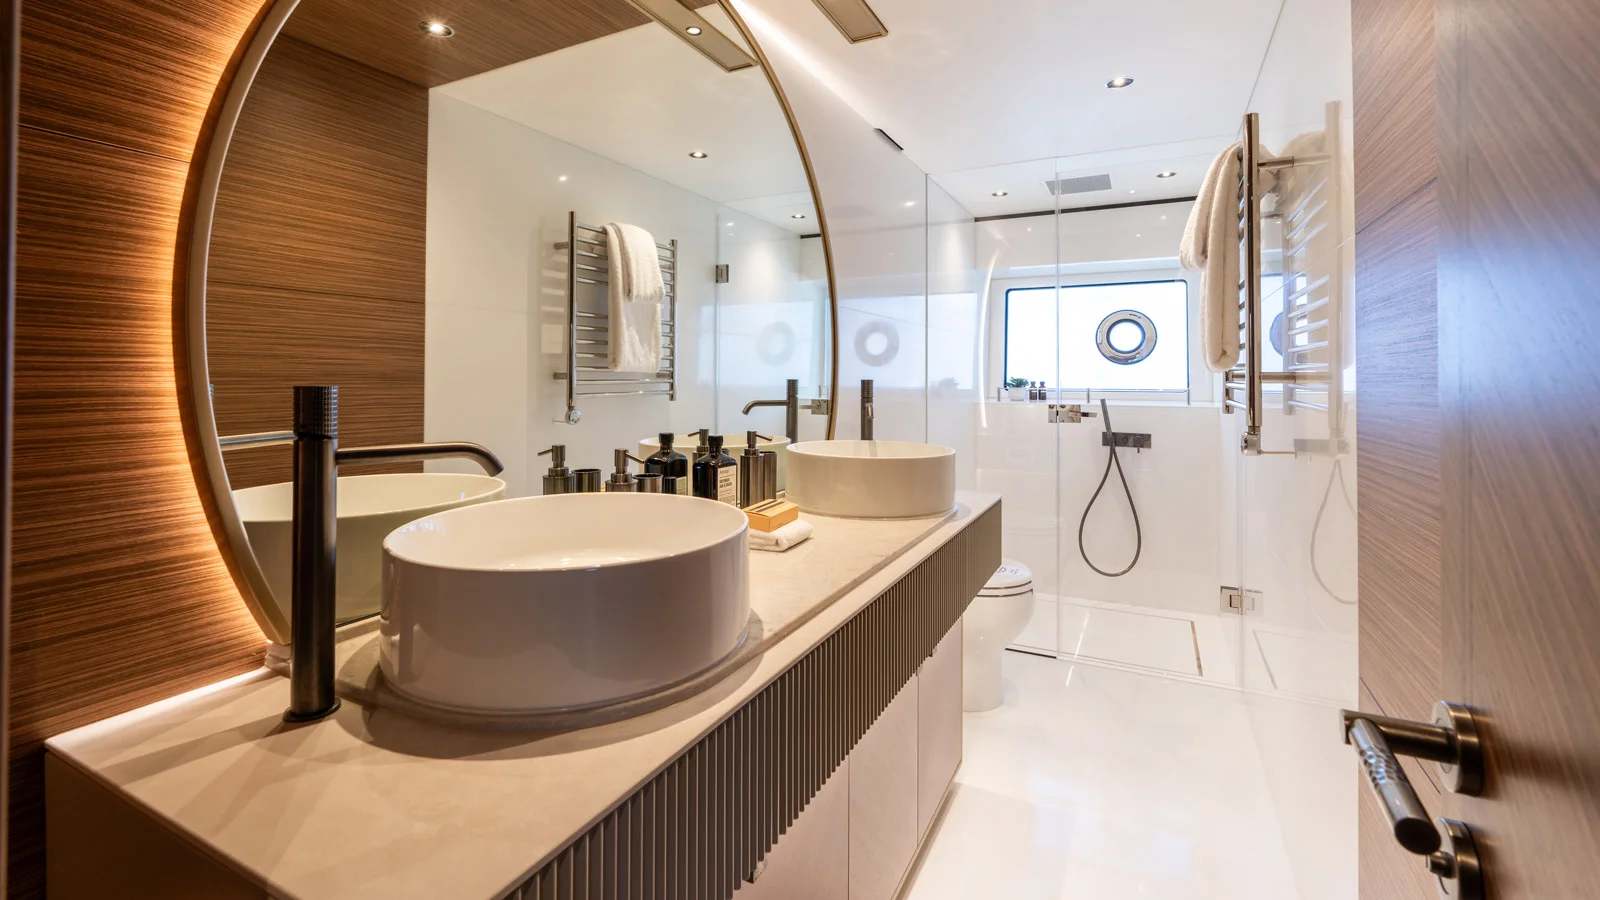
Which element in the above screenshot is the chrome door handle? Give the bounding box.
[1340,702,1485,899]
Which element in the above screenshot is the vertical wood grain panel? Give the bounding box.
[1351,0,1440,895]
[9,1,272,895]
[1438,1,1600,895]
[207,35,426,488]
[1351,0,1436,232]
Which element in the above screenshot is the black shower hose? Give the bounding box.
[1078,399,1142,577]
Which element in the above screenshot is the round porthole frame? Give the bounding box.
[1096,309,1157,365]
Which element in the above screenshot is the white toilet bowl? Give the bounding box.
[962,559,1034,712]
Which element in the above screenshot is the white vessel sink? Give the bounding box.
[640,433,792,490]
[379,493,750,715]
[786,440,956,519]
[234,472,505,622]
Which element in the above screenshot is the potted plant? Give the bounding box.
[1006,376,1030,402]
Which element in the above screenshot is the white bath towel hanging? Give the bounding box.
[1180,143,1243,373]
[602,222,665,373]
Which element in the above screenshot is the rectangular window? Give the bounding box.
[1004,280,1190,392]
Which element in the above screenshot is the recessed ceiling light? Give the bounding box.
[991,190,1009,197]
[558,175,568,182]
[688,150,708,159]
[1106,75,1135,89]
[791,213,808,219]
[1157,170,1177,179]
[420,21,454,36]
[685,25,703,35]
[1128,190,1137,194]
[904,200,917,207]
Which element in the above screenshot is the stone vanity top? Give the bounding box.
[48,492,1000,900]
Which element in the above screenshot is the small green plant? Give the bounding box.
[1006,376,1030,389]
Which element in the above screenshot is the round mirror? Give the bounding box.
[190,0,835,641]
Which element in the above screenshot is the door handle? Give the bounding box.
[1340,702,1485,900]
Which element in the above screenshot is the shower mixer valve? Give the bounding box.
[1047,404,1098,424]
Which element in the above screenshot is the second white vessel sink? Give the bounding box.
[379,493,750,715]
[786,440,956,519]
[234,472,505,621]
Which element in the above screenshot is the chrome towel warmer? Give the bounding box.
[553,211,678,425]
[1223,107,1342,455]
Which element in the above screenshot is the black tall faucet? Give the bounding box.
[285,385,503,723]
[742,378,830,445]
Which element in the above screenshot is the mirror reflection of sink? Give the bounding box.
[379,493,750,715]
[786,440,956,519]
[233,472,505,622]
[639,433,792,490]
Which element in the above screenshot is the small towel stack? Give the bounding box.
[602,222,665,373]
[749,519,813,552]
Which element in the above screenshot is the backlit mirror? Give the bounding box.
[192,0,834,641]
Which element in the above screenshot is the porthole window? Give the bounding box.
[1004,280,1188,392]
[1096,310,1157,365]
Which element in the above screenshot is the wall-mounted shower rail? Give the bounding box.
[1221,110,1339,455]
[553,211,678,424]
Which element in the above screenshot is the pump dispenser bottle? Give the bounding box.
[693,435,739,505]
[537,445,576,495]
[645,432,689,495]
[607,449,645,492]
[739,431,771,507]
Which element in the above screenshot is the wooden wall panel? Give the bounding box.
[207,35,427,489]
[1351,0,1440,896]
[9,2,272,896]
[1350,0,1436,232]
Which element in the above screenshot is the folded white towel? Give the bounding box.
[1180,143,1243,373]
[748,518,814,552]
[603,222,665,373]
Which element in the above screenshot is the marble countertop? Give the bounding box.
[48,492,1000,900]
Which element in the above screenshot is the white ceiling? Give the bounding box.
[436,6,817,234]
[743,0,1292,216]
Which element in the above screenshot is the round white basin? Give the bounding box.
[379,493,751,715]
[786,440,956,519]
[234,472,505,622]
[639,433,792,491]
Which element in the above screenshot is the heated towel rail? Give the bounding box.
[1223,107,1342,455]
[553,211,678,424]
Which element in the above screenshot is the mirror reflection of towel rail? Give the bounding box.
[553,210,677,424]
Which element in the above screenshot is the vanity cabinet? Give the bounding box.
[739,620,964,900]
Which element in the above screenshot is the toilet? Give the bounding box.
[962,559,1035,712]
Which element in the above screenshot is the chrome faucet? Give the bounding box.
[742,378,831,445]
[860,379,874,440]
[285,385,504,723]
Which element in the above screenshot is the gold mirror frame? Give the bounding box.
[181,0,840,645]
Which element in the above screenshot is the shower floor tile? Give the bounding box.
[1057,604,1200,676]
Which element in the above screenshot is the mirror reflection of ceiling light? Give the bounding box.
[791,213,808,219]
[627,0,755,71]
[991,191,1009,197]
[689,150,708,159]
[904,200,917,207]
[1106,75,1135,89]
[1157,171,1177,178]
[420,21,454,37]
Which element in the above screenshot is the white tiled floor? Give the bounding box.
[1015,594,1240,686]
[903,652,1304,900]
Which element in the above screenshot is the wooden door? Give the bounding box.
[1434,0,1600,895]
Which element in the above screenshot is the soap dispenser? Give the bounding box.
[693,428,712,461]
[738,431,771,508]
[607,449,645,492]
[645,432,690,496]
[537,444,576,495]
[693,435,739,505]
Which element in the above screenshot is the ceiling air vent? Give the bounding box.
[1045,174,1113,196]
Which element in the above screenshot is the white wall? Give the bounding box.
[425,94,805,495]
